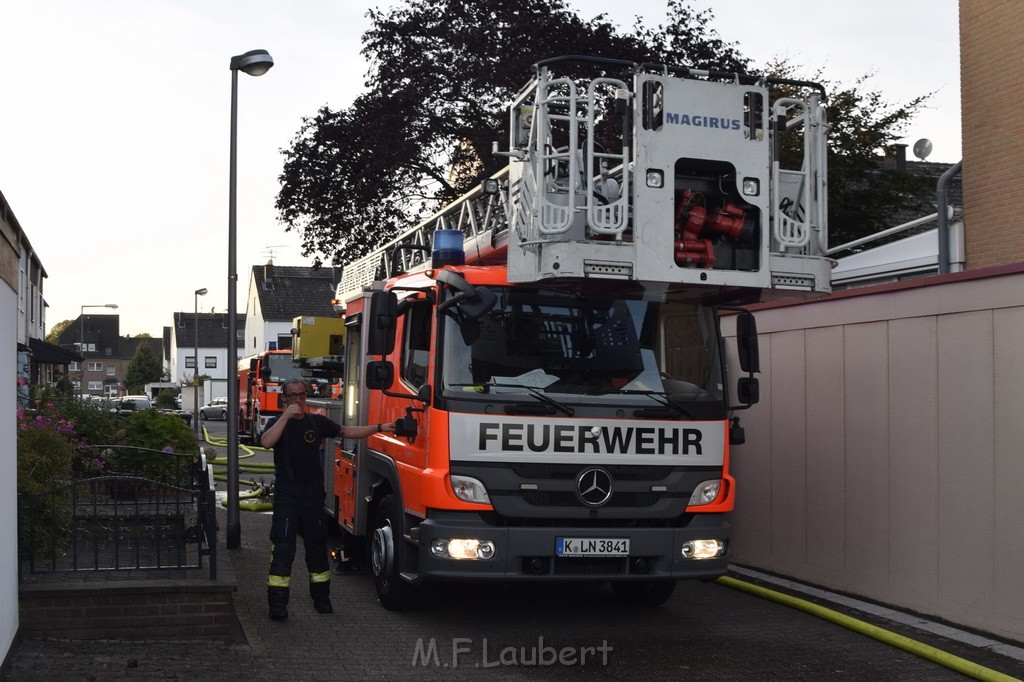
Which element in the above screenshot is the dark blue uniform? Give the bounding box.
[265,413,341,617]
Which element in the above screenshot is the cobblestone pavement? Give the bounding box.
[7,506,1023,681]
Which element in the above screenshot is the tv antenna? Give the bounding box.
[263,245,288,262]
[912,138,933,161]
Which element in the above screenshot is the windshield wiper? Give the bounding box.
[447,381,576,417]
[488,382,575,416]
[617,389,695,418]
[521,385,575,416]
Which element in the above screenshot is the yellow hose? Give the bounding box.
[716,576,1020,682]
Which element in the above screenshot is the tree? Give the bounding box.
[46,319,74,345]
[124,344,162,394]
[278,0,746,267]
[277,0,930,266]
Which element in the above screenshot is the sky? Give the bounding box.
[2,1,961,338]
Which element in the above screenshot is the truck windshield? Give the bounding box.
[265,354,324,385]
[441,287,723,405]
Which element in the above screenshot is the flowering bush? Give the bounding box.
[16,406,78,558]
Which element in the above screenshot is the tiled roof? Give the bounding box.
[121,336,162,361]
[58,315,121,358]
[172,312,246,348]
[251,265,338,321]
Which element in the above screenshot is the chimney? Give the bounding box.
[894,143,908,173]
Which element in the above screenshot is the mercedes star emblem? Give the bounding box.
[576,467,613,507]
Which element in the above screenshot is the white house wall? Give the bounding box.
[722,267,1024,642]
[1,275,20,661]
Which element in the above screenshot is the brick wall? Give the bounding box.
[19,581,237,641]
[960,1,1024,268]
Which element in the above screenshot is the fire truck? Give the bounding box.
[325,56,830,609]
[237,348,337,442]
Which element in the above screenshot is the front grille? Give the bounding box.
[511,463,674,481]
[521,490,666,507]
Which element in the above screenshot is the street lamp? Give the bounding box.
[227,48,273,550]
[193,288,208,436]
[79,303,118,397]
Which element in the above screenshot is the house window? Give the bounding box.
[69,361,80,371]
[205,356,217,369]
[185,356,196,369]
[88,381,102,391]
[105,347,112,356]
[87,343,96,352]
[88,362,102,371]
[106,366,116,376]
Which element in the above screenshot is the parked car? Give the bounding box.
[199,396,229,421]
[114,395,153,416]
[175,394,183,409]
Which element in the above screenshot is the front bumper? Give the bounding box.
[414,510,729,582]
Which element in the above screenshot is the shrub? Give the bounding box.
[103,409,201,486]
[17,408,77,558]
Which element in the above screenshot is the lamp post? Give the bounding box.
[193,288,208,435]
[227,49,273,550]
[79,303,118,397]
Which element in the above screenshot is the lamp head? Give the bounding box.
[195,288,209,296]
[230,49,274,77]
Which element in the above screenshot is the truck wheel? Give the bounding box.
[611,580,677,607]
[370,494,415,610]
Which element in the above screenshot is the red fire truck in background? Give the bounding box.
[238,348,334,442]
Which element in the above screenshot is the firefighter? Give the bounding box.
[261,379,395,620]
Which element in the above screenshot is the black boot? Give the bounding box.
[268,586,289,620]
[310,580,332,614]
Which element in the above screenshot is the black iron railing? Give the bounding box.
[18,446,218,580]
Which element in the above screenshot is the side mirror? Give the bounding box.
[367,291,398,357]
[365,360,394,390]
[395,407,419,441]
[261,366,271,383]
[737,377,759,406]
[736,311,760,374]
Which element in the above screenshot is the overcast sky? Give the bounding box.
[1,0,961,338]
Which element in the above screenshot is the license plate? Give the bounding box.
[556,537,630,557]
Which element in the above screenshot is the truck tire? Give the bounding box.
[611,579,676,607]
[370,494,416,610]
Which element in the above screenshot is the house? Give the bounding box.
[2,189,50,664]
[242,263,339,357]
[169,311,245,400]
[56,314,122,398]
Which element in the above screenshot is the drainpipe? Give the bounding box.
[936,161,963,275]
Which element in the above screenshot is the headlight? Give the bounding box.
[430,538,495,560]
[451,475,490,504]
[682,539,726,559]
[688,479,721,506]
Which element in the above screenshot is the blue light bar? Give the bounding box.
[432,229,465,267]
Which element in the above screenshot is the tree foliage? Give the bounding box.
[124,344,162,393]
[46,319,74,345]
[277,0,931,267]
[765,60,935,246]
[278,0,745,267]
